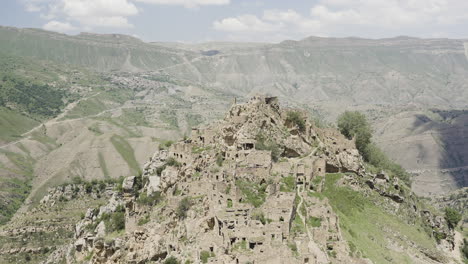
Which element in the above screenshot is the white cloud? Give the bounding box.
[42,20,77,32]
[134,0,229,8]
[213,10,324,42]
[311,0,468,30]
[23,0,139,32]
[213,0,468,41]
[213,15,280,32]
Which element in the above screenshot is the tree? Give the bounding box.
[337,111,411,185]
[337,111,372,153]
[286,111,306,132]
[444,207,461,229]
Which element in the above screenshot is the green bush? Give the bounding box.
[200,251,214,263]
[82,182,92,193]
[288,242,298,255]
[164,256,179,264]
[337,111,372,153]
[363,143,411,185]
[102,205,126,232]
[444,208,461,229]
[252,211,270,225]
[337,111,411,185]
[255,133,281,162]
[307,216,322,227]
[462,239,468,260]
[286,111,306,132]
[280,176,295,192]
[115,176,125,192]
[137,191,162,206]
[166,157,181,167]
[216,154,224,167]
[156,165,167,175]
[138,214,150,226]
[72,176,83,184]
[159,140,174,150]
[235,180,267,207]
[177,197,192,219]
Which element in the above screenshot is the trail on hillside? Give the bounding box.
[0,92,103,149]
[296,184,329,263]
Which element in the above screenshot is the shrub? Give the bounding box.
[137,191,162,206]
[103,205,125,232]
[156,165,167,176]
[200,251,214,263]
[444,208,461,229]
[235,180,267,207]
[337,111,372,153]
[177,197,191,219]
[434,232,447,242]
[255,133,281,162]
[138,214,150,226]
[288,242,298,255]
[307,216,322,227]
[462,239,468,260]
[280,176,295,192]
[166,157,181,167]
[164,256,179,264]
[286,111,306,132]
[337,111,411,185]
[363,143,411,185]
[252,211,270,225]
[72,176,83,184]
[85,182,93,193]
[216,153,224,167]
[98,181,106,191]
[115,176,125,192]
[159,140,174,150]
[225,184,231,194]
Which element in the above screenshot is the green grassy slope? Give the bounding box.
[0,107,38,143]
[323,173,442,263]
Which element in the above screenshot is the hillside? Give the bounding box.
[0,26,467,198]
[0,96,462,264]
[0,64,233,225]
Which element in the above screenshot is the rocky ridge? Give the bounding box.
[35,96,461,264]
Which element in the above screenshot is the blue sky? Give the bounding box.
[2,0,468,43]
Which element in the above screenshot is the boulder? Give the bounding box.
[123,176,136,193]
[147,176,161,196]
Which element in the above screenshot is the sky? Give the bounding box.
[1,0,468,43]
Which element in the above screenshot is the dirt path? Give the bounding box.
[0,92,103,149]
[0,92,139,150]
[296,185,329,263]
[452,231,464,263]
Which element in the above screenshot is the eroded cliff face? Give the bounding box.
[14,96,459,264]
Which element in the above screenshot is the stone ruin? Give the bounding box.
[55,95,454,264]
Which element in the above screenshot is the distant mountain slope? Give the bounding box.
[0,26,467,200]
[0,27,197,72]
[373,109,468,196]
[1,26,467,109]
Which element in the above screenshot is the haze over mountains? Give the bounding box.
[0,25,467,226]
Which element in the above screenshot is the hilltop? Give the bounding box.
[1,96,462,264]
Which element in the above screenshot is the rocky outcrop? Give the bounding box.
[39,95,458,264]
